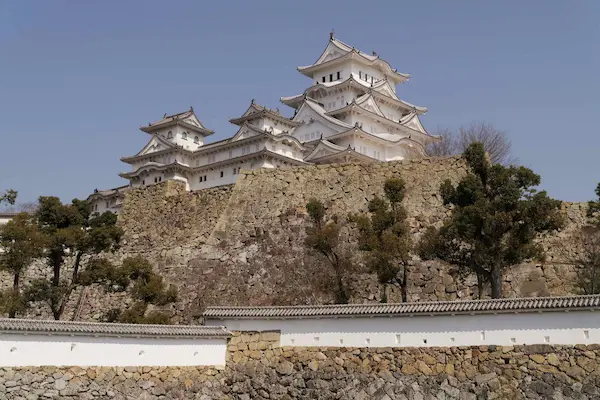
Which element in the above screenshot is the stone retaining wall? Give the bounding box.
[2,331,599,399]
[1,158,593,321]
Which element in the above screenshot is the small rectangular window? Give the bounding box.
[322,76,326,83]
[337,71,341,80]
[329,74,333,82]
[359,71,362,79]
[204,175,207,181]
[220,171,224,178]
[199,176,203,182]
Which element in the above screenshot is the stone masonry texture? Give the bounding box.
[1,332,600,399]
[0,157,591,322]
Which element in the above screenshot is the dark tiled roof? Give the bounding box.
[203,295,600,319]
[0,212,19,218]
[0,318,230,338]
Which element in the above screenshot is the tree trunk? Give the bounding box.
[400,265,409,303]
[71,251,83,283]
[477,273,484,299]
[13,272,20,293]
[57,251,85,319]
[490,267,503,299]
[335,271,348,304]
[9,273,20,318]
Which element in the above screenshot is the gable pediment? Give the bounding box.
[231,124,264,141]
[304,140,345,161]
[293,100,350,133]
[373,82,398,99]
[356,95,384,117]
[183,114,202,128]
[315,41,350,65]
[136,135,175,157]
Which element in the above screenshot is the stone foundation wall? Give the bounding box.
[2,332,599,399]
[1,158,592,321]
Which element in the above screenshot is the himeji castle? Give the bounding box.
[89,33,440,215]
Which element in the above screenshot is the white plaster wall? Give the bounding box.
[0,216,14,226]
[350,137,386,161]
[0,334,226,367]
[206,311,600,348]
[253,117,289,135]
[349,114,403,136]
[353,63,385,85]
[385,145,409,161]
[311,64,351,86]
[293,122,328,143]
[89,197,121,215]
[378,102,405,122]
[190,169,240,191]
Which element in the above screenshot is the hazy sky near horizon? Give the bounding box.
[1,1,599,206]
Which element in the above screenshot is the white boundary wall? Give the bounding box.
[206,311,600,348]
[0,334,227,367]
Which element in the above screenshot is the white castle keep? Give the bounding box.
[89,33,440,214]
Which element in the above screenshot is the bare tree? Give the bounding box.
[425,128,457,157]
[426,122,515,165]
[457,122,514,165]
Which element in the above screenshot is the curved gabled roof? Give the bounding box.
[297,36,410,85]
[119,161,189,179]
[229,100,300,127]
[141,107,214,136]
[326,102,436,145]
[322,126,427,156]
[293,97,353,131]
[354,93,385,117]
[280,74,427,114]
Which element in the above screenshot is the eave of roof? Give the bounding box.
[229,109,300,127]
[0,212,19,218]
[141,120,214,136]
[120,161,189,179]
[326,103,434,142]
[307,148,378,165]
[122,149,310,179]
[203,295,600,319]
[281,75,426,114]
[295,98,353,131]
[298,50,410,84]
[87,185,130,201]
[326,126,428,152]
[0,318,230,338]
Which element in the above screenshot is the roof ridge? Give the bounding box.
[204,294,600,315]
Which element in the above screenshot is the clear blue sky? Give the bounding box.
[1,1,599,205]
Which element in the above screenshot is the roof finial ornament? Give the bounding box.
[329,29,334,40]
[320,133,323,140]
[163,113,167,118]
[372,51,377,56]
[190,106,194,112]
[251,98,255,104]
